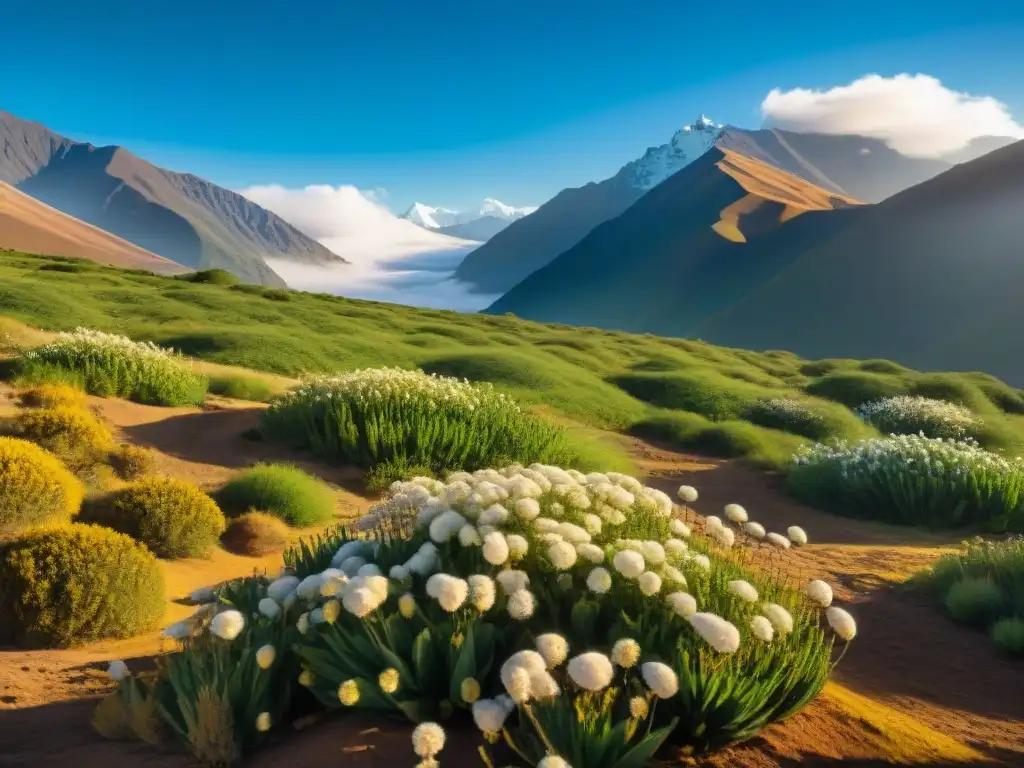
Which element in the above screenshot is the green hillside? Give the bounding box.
[3,249,1024,469]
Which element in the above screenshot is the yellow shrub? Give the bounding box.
[94,477,226,558]
[19,384,88,410]
[221,510,290,556]
[109,443,157,480]
[0,523,165,647]
[11,405,115,472]
[0,437,83,536]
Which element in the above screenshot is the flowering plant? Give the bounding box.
[855,395,982,440]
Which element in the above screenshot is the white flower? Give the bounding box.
[582,513,603,535]
[496,569,530,594]
[689,613,741,653]
[107,660,130,682]
[703,515,723,531]
[807,579,834,608]
[613,550,645,579]
[742,522,766,539]
[342,587,379,617]
[458,524,482,547]
[750,615,774,642]
[515,498,541,521]
[641,661,679,699]
[611,638,640,669]
[538,756,571,768]
[692,554,711,571]
[639,541,665,566]
[547,540,578,570]
[765,532,791,549]
[677,485,699,503]
[586,567,613,594]
[297,612,310,634]
[256,644,277,669]
[427,574,469,612]
[629,696,649,719]
[429,509,468,543]
[390,564,411,581]
[575,542,605,563]
[536,633,570,668]
[661,565,687,588]
[664,538,687,557]
[506,534,529,559]
[567,652,614,691]
[256,712,272,732]
[266,575,300,602]
[728,580,758,603]
[479,503,509,526]
[670,518,691,537]
[258,597,281,620]
[826,606,857,641]
[530,669,561,699]
[712,526,735,548]
[638,571,662,596]
[468,574,496,612]
[364,575,390,602]
[667,591,697,618]
[412,722,446,758]
[762,603,794,636]
[787,526,808,546]
[356,563,382,578]
[296,574,324,601]
[472,698,511,735]
[724,504,748,523]
[482,531,510,565]
[507,589,536,620]
[210,610,245,641]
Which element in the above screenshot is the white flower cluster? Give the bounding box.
[267,367,520,417]
[794,433,1023,483]
[856,396,981,440]
[747,398,824,431]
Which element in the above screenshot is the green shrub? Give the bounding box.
[0,523,165,647]
[91,477,226,558]
[744,398,829,439]
[857,359,907,374]
[611,370,767,420]
[945,578,1005,626]
[804,371,906,407]
[208,373,275,402]
[180,269,241,286]
[0,437,84,536]
[262,368,576,472]
[990,617,1024,655]
[109,443,157,480]
[39,263,85,273]
[221,511,290,556]
[217,464,336,527]
[855,396,982,440]
[789,435,1024,530]
[8,404,115,471]
[19,328,208,407]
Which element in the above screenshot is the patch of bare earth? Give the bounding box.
[2,402,1022,766]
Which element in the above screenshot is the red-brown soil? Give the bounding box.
[2,395,1023,767]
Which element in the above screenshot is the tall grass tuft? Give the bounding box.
[19,328,208,406]
[789,435,1024,531]
[217,464,336,527]
[261,368,577,472]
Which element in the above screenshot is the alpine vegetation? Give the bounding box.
[101,466,856,764]
[789,435,1024,530]
[18,328,208,406]
[856,396,982,440]
[261,368,576,472]
[744,398,828,439]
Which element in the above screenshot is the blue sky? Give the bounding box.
[1,1,1022,211]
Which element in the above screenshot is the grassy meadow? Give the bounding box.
[3,251,1024,474]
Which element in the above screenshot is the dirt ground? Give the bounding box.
[2,392,1023,767]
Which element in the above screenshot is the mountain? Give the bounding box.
[0,110,347,285]
[455,115,723,292]
[401,198,537,241]
[0,181,187,274]
[487,146,861,332]
[691,139,1024,384]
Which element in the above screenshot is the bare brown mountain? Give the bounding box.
[0,182,187,274]
[0,110,347,285]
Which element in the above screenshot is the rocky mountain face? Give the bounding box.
[0,110,347,285]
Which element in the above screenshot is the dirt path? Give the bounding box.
[3,400,1023,766]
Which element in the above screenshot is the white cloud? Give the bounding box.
[760,73,1024,158]
[241,183,494,311]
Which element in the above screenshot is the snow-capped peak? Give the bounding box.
[403,198,538,230]
[622,114,724,190]
[403,202,459,229]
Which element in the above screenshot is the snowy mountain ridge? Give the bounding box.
[620,114,724,191]
[402,198,537,230]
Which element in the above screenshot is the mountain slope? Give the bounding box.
[455,116,723,293]
[692,140,1024,384]
[487,147,861,331]
[402,198,537,241]
[0,111,347,285]
[436,216,506,241]
[0,182,187,274]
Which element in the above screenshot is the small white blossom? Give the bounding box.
[724,504,748,523]
[742,522,766,539]
[667,591,697,618]
[210,610,245,641]
[638,571,662,596]
[411,722,446,758]
[689,612,741,653]
[728,579,758,603]
[807,579,834,608]
[826,606,857,641]
[536,633,570,668]
[107,660,130,682]
[613,550,645,579]
[787,526,808,545]
[750,615,774,642]
[586,567,613,594]
[567,652,614,691]
[677,485,699,503]
[641,661,679,699]
[507,589,536,620]
[611,638,641,668]
[762,603,794,636]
